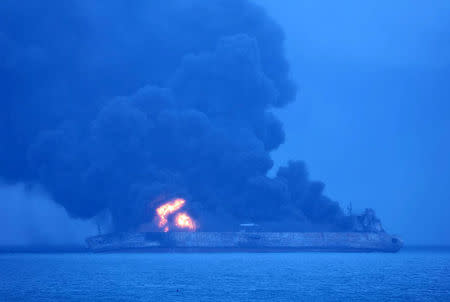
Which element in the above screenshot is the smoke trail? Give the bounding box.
[0,0,381,232]
[0,182,96,246]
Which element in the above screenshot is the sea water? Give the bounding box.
[1,248,449,301]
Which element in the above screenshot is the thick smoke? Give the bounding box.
[1,0,380,232]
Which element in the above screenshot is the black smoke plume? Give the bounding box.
[0,0,381,232]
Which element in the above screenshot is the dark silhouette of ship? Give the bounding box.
[86,227,402,253]
[86,231,402,253]
[86,209,403,253]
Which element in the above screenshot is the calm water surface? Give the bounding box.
[1,249,449,301]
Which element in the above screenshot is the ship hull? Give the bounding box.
[86,232,403,253]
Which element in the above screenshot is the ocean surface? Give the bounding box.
[1,248,449,301]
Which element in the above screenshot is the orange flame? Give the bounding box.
[155,198,196,232]
[156,198,186,227]
[175,212,196,230]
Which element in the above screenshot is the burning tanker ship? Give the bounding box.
[86,198,403,253]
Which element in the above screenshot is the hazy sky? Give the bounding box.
[258,0,450,244]
[1,1,448,246]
